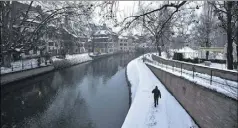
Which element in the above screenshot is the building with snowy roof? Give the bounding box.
[92,24,119,54]
[118,36,136,53]
[171,46,199,59]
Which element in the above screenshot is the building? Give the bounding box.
[118,36,135,52]
[92,24,118,54]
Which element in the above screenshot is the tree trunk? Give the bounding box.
[206,51,209,60]
[2,53,12,67]
[236,2,238,65]
[227,2,233,69]
[155,36,161,56]
[205,40,210,60]
[157,45,161,56]
[92,41,95,53]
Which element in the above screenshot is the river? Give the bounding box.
[1,53,140,128]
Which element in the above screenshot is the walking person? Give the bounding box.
[152,86,161,107]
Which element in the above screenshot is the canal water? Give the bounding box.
[1,53,140,128]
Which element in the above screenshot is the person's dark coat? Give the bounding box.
[152,86,161,99]
[152,86,161,107]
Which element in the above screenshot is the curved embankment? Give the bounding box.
[52,54,92,69]
[122,56,197,128]
[1,65,54,85]
[1,54,93,85]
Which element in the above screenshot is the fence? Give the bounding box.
[151,54,238,82]
[1,58,52,75]
[143,55,238,95]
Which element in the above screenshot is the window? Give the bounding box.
[33,48,37,54]
[120,43,123,46]
[124,44,127,46]
[25,51,29,55]
[49,42,54,46]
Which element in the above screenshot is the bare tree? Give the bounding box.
[134,2,175,56]
[208,1,238,69]
[98,1,187,56]
[0,1,94,67]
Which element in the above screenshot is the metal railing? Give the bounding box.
[144,57,238,93]
[1,59,52,75]
[151,54,238,82]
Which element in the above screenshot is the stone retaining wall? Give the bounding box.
[1,66,54,85]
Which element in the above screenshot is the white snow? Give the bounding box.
[145,54,238,100]
[122,56,198,128]
[215,53,224,60]
[52,53,92,62]
[52,53,92,68]
[197,62,227,70]
[150,52,168,59]
[172,47,199,59]
[1,58,48,74]
[15,48,21,52]
[94,30,111,35]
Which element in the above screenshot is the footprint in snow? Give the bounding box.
[149,115,155,120]
[147,122,157,127]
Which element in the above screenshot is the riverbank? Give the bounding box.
[1,65,54,85]
[1,53,93,85]
[1,53,134,128]
[122,55,197,128]
[52,53,93,69]
[1,52,124,85]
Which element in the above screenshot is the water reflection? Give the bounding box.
[1,53,140,128]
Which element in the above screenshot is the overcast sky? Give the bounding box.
[21,1,204,36]
[93,1,204,36]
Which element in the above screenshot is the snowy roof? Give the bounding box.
[94,30,112,35]
[94,37,109,39]
[26,19,41,24]
[48,23,56,27]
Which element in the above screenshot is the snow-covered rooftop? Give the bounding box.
[94,30,112,35]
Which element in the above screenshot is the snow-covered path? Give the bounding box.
[122,56,197,128]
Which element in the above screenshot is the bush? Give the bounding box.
[193,58,199,63]
[173,52,183,61]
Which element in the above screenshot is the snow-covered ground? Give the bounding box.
[1,59,48,74]
[88,52,114,56]
[1,53,92,74]
[52,53,92,69]
[122,56,198,128]
[52,53,92,62]
[145,54,238,100]
[197,62,227,70]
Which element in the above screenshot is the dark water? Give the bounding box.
[1,53,140,128]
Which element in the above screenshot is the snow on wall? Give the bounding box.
[1,66,54,85]
[52,53,92,69]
